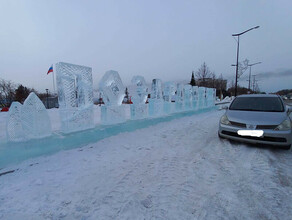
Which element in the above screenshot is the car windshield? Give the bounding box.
[229,97,284,112]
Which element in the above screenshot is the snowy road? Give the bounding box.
[0,110,292,219]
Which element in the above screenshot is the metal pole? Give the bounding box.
[52,68,56,94]
[248,65,251,91]
[46,89,49,109]
[235,36,239,96]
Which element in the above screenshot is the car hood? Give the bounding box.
[226,110,287,125]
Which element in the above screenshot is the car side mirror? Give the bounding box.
[221,105,228,110]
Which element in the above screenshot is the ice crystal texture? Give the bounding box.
[99,70,126,124]
[99,70,125,106]
[6,93,52,142]
[130,76,148,119]
[56,62,94,133]
[6,102,25,142]
[149,79,164,116]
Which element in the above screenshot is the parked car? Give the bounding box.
[218,94,292,149]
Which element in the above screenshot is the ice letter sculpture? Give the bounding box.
[206,88,215,107]
[22,92,52,138]
[99,70,126,124]
[148,79,164,116]
[192,86,199,109]
[6,92,52,142]
[175,83,184,112]
[130,75,148,119]
[56,62,94,133]
[163,82,176,114]
[184,84,193,110]
[198,87,207,109]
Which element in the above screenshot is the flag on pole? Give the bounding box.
[47,65,53,75]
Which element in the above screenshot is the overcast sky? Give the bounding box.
[0,0,291,93]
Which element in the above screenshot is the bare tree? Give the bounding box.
[196,62,211,86]
[210,72,216,88]
[0,78,16,106]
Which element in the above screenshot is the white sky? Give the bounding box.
[0,0,291,93]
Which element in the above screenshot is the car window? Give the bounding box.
[229,97,284,112]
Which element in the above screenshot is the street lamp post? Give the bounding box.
[232,26,260,96]
[46,89,49,109]
[248,62,262,92]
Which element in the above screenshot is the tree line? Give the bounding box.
[0,79,48,107]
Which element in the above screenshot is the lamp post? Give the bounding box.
[232,26,260,96]
[248,62,261,92]
[46,89,49,109]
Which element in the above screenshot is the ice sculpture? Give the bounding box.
[130,76,148,119]
[56,62,94,133]
[175,83,184,111]
[184,85,193,110]
[163,82,176,114]
[192,86,199,109]
[22,92,52,138]
[6,102,25,142]
[99,70,126,124]
[206,88,215,107]
[213,88,216,105]
[198,87,206,109]
[148,79,164,116]
[6,93,52,142]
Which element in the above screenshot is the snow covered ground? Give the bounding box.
[0,109,292,219]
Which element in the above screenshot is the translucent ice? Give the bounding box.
[163,82,176,102]
[56,62,94,133]
[6,102,25,142]
[183,85,192,110]
[131,75,148,105]
[6,93,52,142]
[99,70,125,106]
[99,70,126,124]
[175,83,184,111]
[130,76,148,119]
[163,82,176,114]
[192,86,199,109]
[149,79,164,116]
[150,79,163,100]
[198,87,206,109]
[22,92,52,139]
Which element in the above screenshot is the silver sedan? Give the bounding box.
[218,94,292,149]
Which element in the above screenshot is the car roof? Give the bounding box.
[236,94,280,98]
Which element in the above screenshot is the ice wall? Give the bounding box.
[184,85,192,110]
[163,82,176,114]
[192,86,199,109]
[176,83,184,111]
[56,62,94,133]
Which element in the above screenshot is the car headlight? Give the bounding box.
[275,119,292,131]
[220,115,231,125]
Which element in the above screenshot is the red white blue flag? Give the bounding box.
[47,65,53,75]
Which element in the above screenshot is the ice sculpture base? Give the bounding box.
[175,102,184,112]
[130,104,148,120]
[148,99,164,117]
[101,105,126,124]
[163,102,175,114]
[60,106,94,133]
